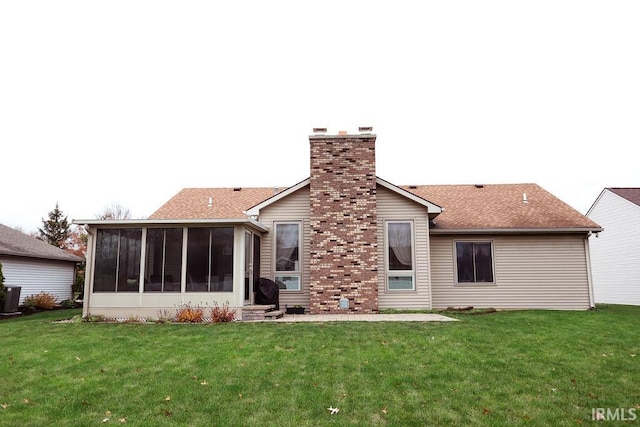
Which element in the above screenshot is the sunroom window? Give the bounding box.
[186,227,234,292]
[93,228,142,292]
[144,228,183,292]
[274,222,301,291]
[386,221,415,290]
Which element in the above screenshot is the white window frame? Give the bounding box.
[385,220,416,291]
[273,221,302,292]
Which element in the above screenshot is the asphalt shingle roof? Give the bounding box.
[403,183,600,230]
[149,187,282,220]
[149,182,600,231]
[0,224,84,262]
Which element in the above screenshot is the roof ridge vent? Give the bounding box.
[475,184,484,188]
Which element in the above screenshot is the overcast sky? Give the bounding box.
[1,1,638,233]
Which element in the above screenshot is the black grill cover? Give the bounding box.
[255,278,280,309]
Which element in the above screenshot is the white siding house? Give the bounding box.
[587,188,640,305]
[0,224,83,305]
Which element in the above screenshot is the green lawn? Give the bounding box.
[0,305,638,426]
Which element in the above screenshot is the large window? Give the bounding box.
[144,228,183,292]
[386,221,415,290]
[186,227,234,292]
[455,241,494,283]
[93,228,142,292]
[274,222,301,291]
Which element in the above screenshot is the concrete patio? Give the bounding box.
[266,313,458,322]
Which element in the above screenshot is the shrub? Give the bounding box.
[83,313,107,322]
[23,292,57,310]
[210,301,237,323]
[60,299,78,309]
[175,302,205,323]
[156,309,174,324]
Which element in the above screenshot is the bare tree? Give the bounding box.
[96,203,132,220]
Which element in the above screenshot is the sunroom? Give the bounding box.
[75,219,267,319]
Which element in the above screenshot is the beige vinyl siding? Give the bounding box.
[1,257,75,305]
[377,186,431,309]
[259,186,311,310]
[430,234,591,309]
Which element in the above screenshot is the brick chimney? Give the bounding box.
[308,129,378,314]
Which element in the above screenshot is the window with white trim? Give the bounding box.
[274,222,301,291]
[386,221,415,290]
[455,241,494,283]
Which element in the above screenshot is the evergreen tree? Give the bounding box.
[38,202,71,249]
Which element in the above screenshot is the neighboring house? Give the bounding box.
[586,188,640,305]
[0,224,84,305]
[75,129,602,319]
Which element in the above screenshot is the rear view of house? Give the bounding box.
[587,188,640,305]
[76,129,602,319]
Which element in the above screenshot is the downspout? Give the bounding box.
[584,233,595,309]
[425,215,433,310]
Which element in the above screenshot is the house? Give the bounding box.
[75,129,602,319]
[0,224,83,305]
[586,188,640,305]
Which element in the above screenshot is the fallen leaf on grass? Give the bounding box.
[22,398,30,404]
[191,375,198,380]
[551,388,557,392]
[162,409,172,417]
[200,381,208,386]
[75,356,81,361]
[381,408,388,414]
[8,357,14,363]
[105,410,112,416]
[101,418,109,423]
[482,408,490,415]
[118,417,127,423]
[164,396,170,401]
[588,392,598,399]
[238,394,243,399]
[327,406,339,415]
[1,403,9,409]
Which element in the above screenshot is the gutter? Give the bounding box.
[429,227,603,235]
[72,217,270,233]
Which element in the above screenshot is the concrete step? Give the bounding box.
[264,310,284,319]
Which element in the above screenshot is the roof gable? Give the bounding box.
[0,224,83,262]
[608,188,640,208]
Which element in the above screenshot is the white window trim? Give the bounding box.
[273,221,302,292]
[453,239,497,286]
[385,220,416,291]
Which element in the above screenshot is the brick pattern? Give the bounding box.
[309,135,379,314]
